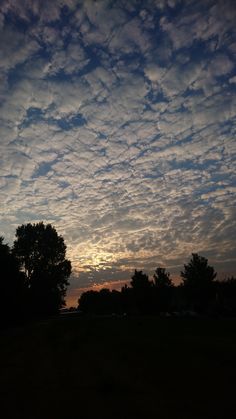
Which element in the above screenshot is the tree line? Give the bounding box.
[78,255,236,316]
[1,221,236,325]
[0,222,71,324]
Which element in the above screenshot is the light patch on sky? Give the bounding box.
[0,0,235,306]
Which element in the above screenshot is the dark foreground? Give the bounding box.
[0,315,236,419]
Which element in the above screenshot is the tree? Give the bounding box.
[215,276,236,315]
[78,288,122,314]
[153,267,173,288]
[153,267,173,313]
[180,253,217,312]
[130,270,153,314]
[78,290,100,314]
[130,270,152,290]
[0,237,25,320]
[13,222,71,315]
[181,254,217,286]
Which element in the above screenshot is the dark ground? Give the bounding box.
[0,314,236,419]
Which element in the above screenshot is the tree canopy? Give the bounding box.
[153,267,173,288]
[2,224,236,321]
[13,222,71,314]
[130,269,152,290]
[181,253,217,286]
[180,253,217,312]
[0,237,25,318]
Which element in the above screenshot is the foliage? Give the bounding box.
[77,257,236,316]
[180,253,217,312]
[0,237,25,319]
[129,270,153,314]
[215,277,236,315]
[2,225,236,320]
[181,253,217,285]
[13,222,71,314]
[153,267,173,288]
[152,267,173,313]
[79,288,122,314]
[130,269,152,290]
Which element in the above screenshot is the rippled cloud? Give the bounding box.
[0,0,235,305]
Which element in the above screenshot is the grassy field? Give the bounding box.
[0,315,236,419]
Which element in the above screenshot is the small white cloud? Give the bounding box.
[229,75,236,84]
[144,63,166,83]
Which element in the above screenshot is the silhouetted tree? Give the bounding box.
[130,270,153,314]
[153,267,173,313]
[79,290,100,314]
[13,222,71,315]
[121,285,136,314]
[130,270,152,290]
[181,253,217,313]
[0,237,25,321]
[78,288,122,314]
[181,254,217,285]
[215,276,236,315]
[153,267,173,288]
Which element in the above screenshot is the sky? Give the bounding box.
[0,0,236,306]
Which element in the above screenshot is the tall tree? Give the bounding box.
[130,270,152,290]
[153,267,173,313]
[181,253,217,286]
[130,270,153,314]
[180,253,217,312]
[13,223,71,314]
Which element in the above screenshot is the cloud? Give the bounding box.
[0,0,235,304]
[0,27,39,76]
[46,43,90,76]
[229,76,236,84]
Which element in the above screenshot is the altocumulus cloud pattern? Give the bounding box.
[0,0,235,303]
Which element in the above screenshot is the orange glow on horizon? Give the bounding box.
[65,275,182,308]
[65,279,130,308]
